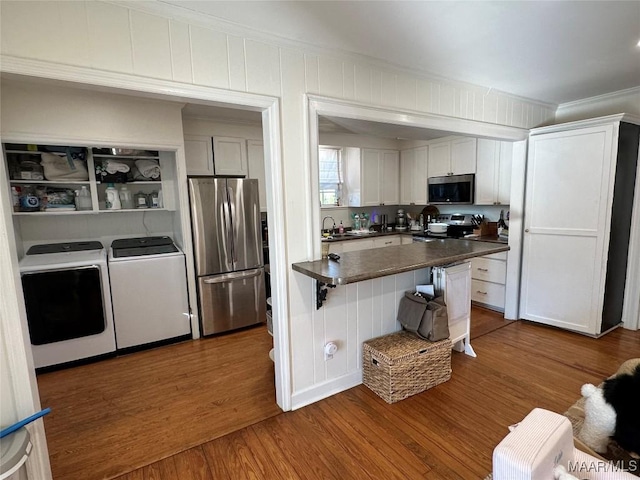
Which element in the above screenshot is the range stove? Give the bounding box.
[414,213,477,239]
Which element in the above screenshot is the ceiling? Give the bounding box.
[161,1,640,105]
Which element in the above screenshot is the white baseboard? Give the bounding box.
[291,371,363,410]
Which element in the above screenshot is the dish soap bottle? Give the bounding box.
[75,185,92,211]
[338,221,344,234]
[105,184,121,210]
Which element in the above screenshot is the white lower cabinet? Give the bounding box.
[326,235,406,254]
[471,251,507,311]
[434,261,474,356]
[372,236,401,248]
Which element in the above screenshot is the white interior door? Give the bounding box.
[519,126,615,335]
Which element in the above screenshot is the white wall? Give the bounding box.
[1,80,185,252]
[182,117,263,141]
[319,133,400,150]
[0,0,559,435]
[555,87,640,124]
[0,80,185,146]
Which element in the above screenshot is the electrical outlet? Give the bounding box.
[324,341,338,360]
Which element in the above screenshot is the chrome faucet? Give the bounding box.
[322,216,336,234]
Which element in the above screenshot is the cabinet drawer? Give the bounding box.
[471,257,506,283]
[483,251,507,261]
[373,236,401,248]
[342,238,374,252]
[471,279,505,308]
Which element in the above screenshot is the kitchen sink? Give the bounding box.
[345,230,373,236]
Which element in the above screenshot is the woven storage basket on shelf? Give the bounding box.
[363,331,452,404]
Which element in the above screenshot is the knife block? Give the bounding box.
[473,221,497,237]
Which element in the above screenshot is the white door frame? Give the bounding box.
[0,55,291,479]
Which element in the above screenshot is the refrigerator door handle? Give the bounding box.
[202,268,263,284]
[220,198,232,263]
[227,185,237,264]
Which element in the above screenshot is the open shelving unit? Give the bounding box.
[4,144,176,215]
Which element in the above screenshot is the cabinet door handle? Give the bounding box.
[476,291,488,295]
[477,268,488,272]
[525,229,530,233]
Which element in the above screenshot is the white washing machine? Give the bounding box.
[19,241,116,369]
[108,236,191,350]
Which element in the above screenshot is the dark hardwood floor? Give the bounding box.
[37,324,280,480]
[37,308,640,480]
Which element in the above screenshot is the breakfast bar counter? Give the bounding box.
[292,238,509,285]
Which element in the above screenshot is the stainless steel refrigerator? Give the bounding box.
[188,177,266,335]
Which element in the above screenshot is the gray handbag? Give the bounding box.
[397,291,449,341]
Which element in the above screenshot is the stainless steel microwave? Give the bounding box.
[427,174,475,205]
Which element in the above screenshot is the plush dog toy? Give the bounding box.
[602,364,640,457]
[577,359,640,457]
[553,464,581,480]
[577,383,616,453]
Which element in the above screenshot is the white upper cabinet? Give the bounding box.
[246,140,267,212]
[380,150,400,205]
[184,135,248,176]
[184,134,214,176]
[451,138,477,175]
[212,136,248,176]
[428,137,476,177]
[428,142,451,177]
[360,149,381,206]
[359,148,399,206]
[475,139,513,205]
[497,142,513,205]
[400,148,415,204]
[400,146,428,205]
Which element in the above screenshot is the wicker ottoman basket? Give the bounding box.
[363,331,452,404]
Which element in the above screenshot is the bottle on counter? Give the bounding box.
[118,185,134,209]
[11,186,21,212]
[75,185,92,211]
[135,191,148,209]
[149,190,160,208]
[105,184,121,210]
[20,185,40,212]
[338,221,344,234]
[498,210,508,236]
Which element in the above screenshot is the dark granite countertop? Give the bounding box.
[292,239,509,285]
[321,230,416,242]
[465,235,508,245]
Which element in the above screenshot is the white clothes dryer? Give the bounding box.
[19,241,116,369]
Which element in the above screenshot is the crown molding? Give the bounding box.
[556,86,640,111]
[530,112,640,135]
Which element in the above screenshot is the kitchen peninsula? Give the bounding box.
[293,238,509,358]
[292,239,509,285]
